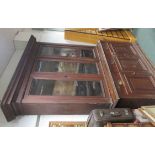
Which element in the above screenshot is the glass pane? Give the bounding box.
[30,79,54,96]
[29,79,103,96]
[34,60,98,74]
[38,46,94,58]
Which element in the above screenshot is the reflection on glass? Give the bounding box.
[38,46,94,58]
[78,63,97,74]
[29,79,103,96]
[35,60,98,74]
[30,80,54,96]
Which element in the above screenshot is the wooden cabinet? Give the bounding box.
[1,36,118,121]
[98,41,155,108]
[1,35,155,121]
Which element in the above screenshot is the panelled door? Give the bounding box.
[99,41,155,108]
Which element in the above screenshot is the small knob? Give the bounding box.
[132,72,136,75]
[118,80,123,85]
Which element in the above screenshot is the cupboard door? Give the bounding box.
[120,72,155,96]
[20,38,118,116]
[109,42,148,72]
[117,59,147,72]
[110,43,138,60]
[99,41,155,108]
[1,36,117,121]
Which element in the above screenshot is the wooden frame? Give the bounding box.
[3,35,155,122]
[99,41,155,108]
[1,35,118,121]
[1,36,37,121]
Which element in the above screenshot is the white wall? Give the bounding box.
[0,28,22,77]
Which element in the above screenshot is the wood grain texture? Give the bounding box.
[1,36,116,121]
[99,41,155,108]
[106,122,155,127]
[2,36,155,121]
[1,35,36,121]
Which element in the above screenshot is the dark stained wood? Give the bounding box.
[16,43,40,105]
[96,44,119,105]
[2,35,155,122]
[1,35,37,121]
[106,122,155,127]
[21,41,115,114]
[1,36,117,121]
[22,102,111,115]
[31,72,104,80]
[36,56,98,63]
[99,41,155,108]
[22,96,112,104]
[38,42,95,49]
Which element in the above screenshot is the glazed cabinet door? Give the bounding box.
[21,41,117,115]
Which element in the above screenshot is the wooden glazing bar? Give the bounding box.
[35,56,98,63]
[31,72,104,80]
[38,42,95,49]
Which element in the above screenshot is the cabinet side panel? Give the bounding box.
[1,35,36,121]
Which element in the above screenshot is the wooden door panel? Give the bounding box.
[118,59,147,72]
[99,41,155,108]
[22,102,111,115]
[123,73,155,95]
[110,44,138,59]
[109,43,148,72]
